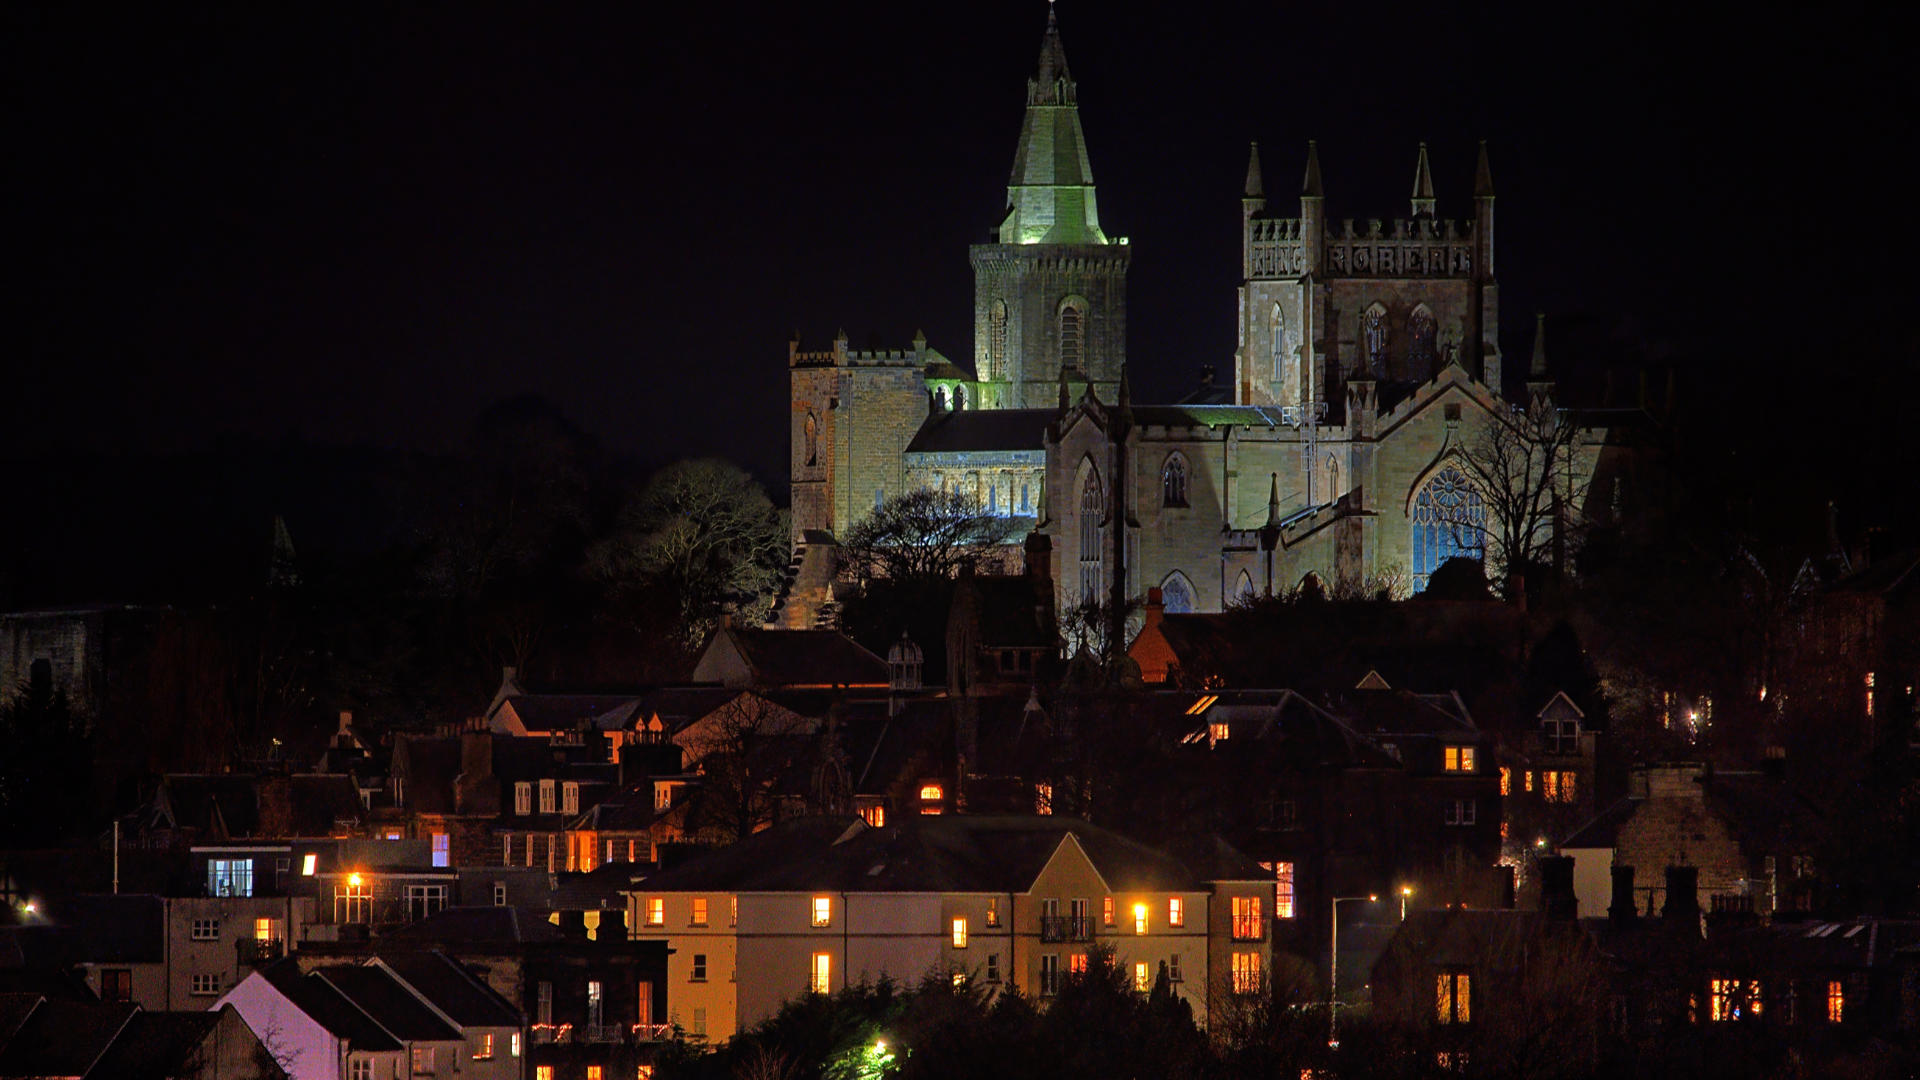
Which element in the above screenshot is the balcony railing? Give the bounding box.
[237,938,285,966]
[1039,915,1095,943]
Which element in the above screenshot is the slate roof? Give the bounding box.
[631,814,1223,895]
[708,628,889,688]
[286,774,368,835]
[0,997,137,1077]
[379,953,522,1028]
[503,694,645,733]
[904,409,1052,453]
[316,965,462,1043]
[84,1009,224,1080]
[152,774,259,837]
[262,961,401,1051]
[1174,690,1402,770]
[1561,796,1636,849]
[0,994,42,1047]
[1330,688,1478,738]
[1828,547,1919,595]
[1383,908,1560,970]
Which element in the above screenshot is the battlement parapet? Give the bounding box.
[1323,217,1476,279]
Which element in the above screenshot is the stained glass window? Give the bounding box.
[1160,573,1193,613]
[1079,471,1103,605]
[1411,465,1485,591]
[1364,305,1388,375]
[1161,454,1188,507]
[1409,306,1438,373]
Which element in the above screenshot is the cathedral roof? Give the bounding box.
[905,409,1051,454]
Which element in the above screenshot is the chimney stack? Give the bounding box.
[1662,865,1700,932]
[1539,855,1577,920]
[1609,865,1637,926]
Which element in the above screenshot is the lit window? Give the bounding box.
[811,952,831,994]
[1410,465,1485,591]
[952,917,968,949]
[1444,746,1476,772]
[1499,766,1511,796]
[1169,897,1184,927]
[1069,953,1089,976]
[1710,978,1735,1022]
[1260,862,1296,919]
[535,1068,552,1080]
[1827,980,1844,1023]
[207,859,254,897]
[1209,721,1230,743]
[1231,952,1261,994]
[919,783,944,801]
[587,1067,603,1080]
[731,896,738,926]
[475,1033,493,1060]
[1034,783,1052,815]
[431,833,449,868]
[654,783,672,811]
[1231,896,1263,940]
[860,804,886,827]
[1103,897,1115,926]
[1865,672,1875,718]
[985,898,999,927]
[1134,962,1151,992]
[812,897,832,927]
[254,916,274,941]
[301,853,317,876]
[1542,771,1578,804]
[1525,771,1534,792]
[1437,972,1470,1023]
[510,1032,520,1057]
[515,783,532,815]
[646,897,665,926]
[691,898,708,926]
[1133,903,1149,935]
[410,1046,436,1074]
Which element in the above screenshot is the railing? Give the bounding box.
[1710,894,1755,915]
[236,938,285,966]
[537,1022,675,1046]
[1039,916,1095,943]
[532,1023,571,1045]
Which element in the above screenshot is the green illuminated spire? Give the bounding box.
[999,5,1109,245]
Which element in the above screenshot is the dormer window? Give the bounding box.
[1443,746,1476,772]
[1545,717,1580,756]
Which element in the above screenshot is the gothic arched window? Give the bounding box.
[1363,304,1389,376]
[1078,469,1103,605]
[1408,305,1438,374]
[1060,303,1086,373]
[934,388,947,412]
[1410,464,1487,592]
[1161,454,1189,508]
[1233,569,1256,606]
[954,386,967,411]
[1160,572,1195,614]
[803,410,818,467]
[989,299,1009,382]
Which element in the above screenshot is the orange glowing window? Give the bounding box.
[919,783,944,801]
[646,897,664,926]
[1168,897,1184,927]
[1437,971,1470,1023]
[812,896,832,927]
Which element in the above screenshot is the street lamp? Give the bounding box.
[1329,894,1377,1049]
[1400,885,1414,921]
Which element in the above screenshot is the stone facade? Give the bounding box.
[780,12,1620,627]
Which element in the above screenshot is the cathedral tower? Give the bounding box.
[970,7,1130,410]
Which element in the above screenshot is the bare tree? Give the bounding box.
[591,458,789,644]
[680,693,815,842]
[841,488,1017,587]
[1459,397,1589,586]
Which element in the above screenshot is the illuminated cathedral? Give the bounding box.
[777,9,1632,628]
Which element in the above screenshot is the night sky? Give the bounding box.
[11,4,1914,523]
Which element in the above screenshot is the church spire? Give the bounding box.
[1265,473,1282,528]
[1531,312,1548,378]
[1411,142,1436,217]
[1473,139,1495,198]
[1000,4,1108,244]
[1244,141,1266,199]
[1301,140,1325,198]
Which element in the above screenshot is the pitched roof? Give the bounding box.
[83,1008,224,1080]
[378,953,521,1028]
[499,694,645,733]
[904,409,1052,454]
[315,964,461,1043]
[693,627,889,688]
[261,962,401,1051]
[377,905,564,947]
[630,814,1212,895]
[0,997,136,1078]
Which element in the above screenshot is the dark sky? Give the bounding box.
[10,3,1913,506]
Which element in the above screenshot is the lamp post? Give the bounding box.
[1329,894,1377,1049]
[1400,885,1413,921]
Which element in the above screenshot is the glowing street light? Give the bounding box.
[1400,885,1414,921]
[1329,893,1378,1049]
